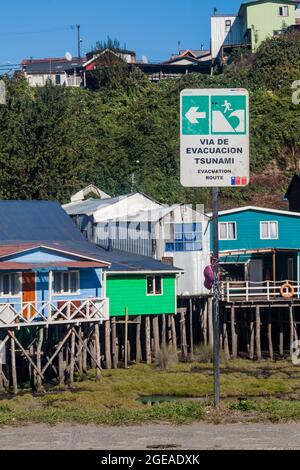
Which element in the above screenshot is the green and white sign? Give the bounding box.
[180,88,249,187]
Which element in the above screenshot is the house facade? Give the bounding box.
[211,1,299,63]
[0,201,111,328]
[64,188,210,297]
[22,58,84,87]
[212,206,300,301]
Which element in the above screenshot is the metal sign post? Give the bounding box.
[180,88,250,408]
[212,187,220,407]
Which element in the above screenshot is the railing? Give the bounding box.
[221,280,300,303]
[0,298,109,328]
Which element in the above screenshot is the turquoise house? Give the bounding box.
[210,206,300,300]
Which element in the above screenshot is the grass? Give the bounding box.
[1,359,300,426]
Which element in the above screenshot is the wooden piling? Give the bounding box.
[161,314,166,348]
[180,311,188,360]
[10,332,18,395]
[290,304,294,359]
[249,309,255,360]
[135,316,142,364]
[111,318,118,369]
[268,308,274,360]
[189,298,194,360]
[171,315,177,352]
[105,320,112,370]
[279,310,284,357]
[256,305,262,361]
[58,349,65,385]
[94,323,101,380]
[69,327,75,386]
[36,327,43,392]
[152,315,160,358]
[231,306,238,359]
[145,316,151,364]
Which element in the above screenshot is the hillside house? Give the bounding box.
[22,57,84,87]
[211,1,299,64]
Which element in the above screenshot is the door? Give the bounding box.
[22,272,36,319]
[288,258,294,281]
[248,259,264,295]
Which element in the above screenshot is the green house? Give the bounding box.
[240,0,298,51]
[96,247,181,317]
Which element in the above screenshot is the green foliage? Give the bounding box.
[1,33,300,206]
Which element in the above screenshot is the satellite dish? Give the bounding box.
[65,52,73,62]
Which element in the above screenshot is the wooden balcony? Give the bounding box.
[221,280,300,303]
[0,298,109,328]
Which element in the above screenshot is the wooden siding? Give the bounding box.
[106,274,176,317]
[215,209,300,252]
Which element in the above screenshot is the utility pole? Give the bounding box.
[77,25,81,60]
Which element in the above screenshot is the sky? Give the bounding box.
[0,0,243,66]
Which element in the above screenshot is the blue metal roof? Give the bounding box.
[0,201,181,273]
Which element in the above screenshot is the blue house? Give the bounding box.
[0,201,111,328]
[211,206,300,301]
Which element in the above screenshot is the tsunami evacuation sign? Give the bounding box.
[180,88,249,187]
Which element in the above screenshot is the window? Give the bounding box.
[219,222,237,240]
[260,221,278,239]
[147,276,163,295]
[55,74,61,85]
[279,5,289,17]
[0,273,21,297]
[52,271,80,295]
[225,19,232,32]
[165,223,202,252]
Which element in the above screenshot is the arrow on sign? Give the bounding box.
[185,107,207,124]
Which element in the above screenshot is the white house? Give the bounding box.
[211,14,244,60]
[63,187,210,297]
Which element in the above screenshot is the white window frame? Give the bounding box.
[279,5,289,17]
[260,221,278,240]
[219,222,237,240]
[0,272,21,298]
[146,275,163,296]
[52,270,80,296]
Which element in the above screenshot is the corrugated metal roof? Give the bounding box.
[0,261,106,270]
[0,201,84,242]
[0,201,181,273]
[63,195,128,216]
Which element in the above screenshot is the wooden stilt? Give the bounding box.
[223,309,230,360]
[111,318,118,369]
[161,315,166,348]
[279,310,284,357]
[167,315,172,346]
[256,305,262,361]
[145,316,151,365]
[58,349,65,385]
[249,309,255,360]
[105,320,112,370]
[231,306,238,359]
[152,315,160,358]
[189,298,194,360]
[268,308,274,360]
[69,327,75,386]
[10,332,18,395]
[78,326,83,376]
[180,311,188,360]
[124,307,129,369]
[171,315,177,352]
[94,323,101,380]
[208,297,213,348]
[135,316,142,364]
[290,304,294,359]
[82,325,88,376]
[36,327,43,392]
